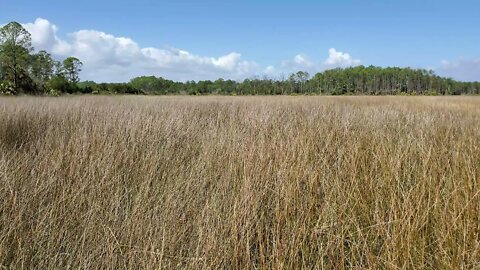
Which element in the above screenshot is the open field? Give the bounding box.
[1,96,480,269]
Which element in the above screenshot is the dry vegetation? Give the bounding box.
[1,96,480,269]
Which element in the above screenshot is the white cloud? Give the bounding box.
[281,53,313,70]
[213,52,241,70]
[266,48,361,78]
[22,18,71,55]
[18,18,258,82]
[324,48,361,67]
[293,54,313,67]
[264,65,276,74]
[436,58,480,82]
[11,18,480,83]
[13,19,372,82]
[9,19,365,82]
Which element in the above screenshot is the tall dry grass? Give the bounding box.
[0,96,479,269]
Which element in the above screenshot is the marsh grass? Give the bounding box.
[0,96,479,269]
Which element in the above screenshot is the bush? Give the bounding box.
[0,81,16,95]
[426,90,439,96]
[46,88,61,97]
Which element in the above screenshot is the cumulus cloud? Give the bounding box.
[18,18,258,82]
[279,54,314,73]
[13,19,370,82]
[22,18,71,55]
[324,48,361,67]
[436,58,480,82]
[294,54,311,66]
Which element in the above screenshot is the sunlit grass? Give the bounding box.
[1,96,479,269]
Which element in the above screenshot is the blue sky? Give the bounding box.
[1,0,479,82]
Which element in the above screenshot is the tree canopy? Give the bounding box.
[0,21,81,95]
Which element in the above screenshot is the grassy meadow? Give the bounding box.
[1,96,479,269]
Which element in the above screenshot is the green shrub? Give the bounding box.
[0,81,16,95]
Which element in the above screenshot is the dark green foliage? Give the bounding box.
[62,57,82,83]
[0,80,15,95]
[101,67,477,96]
[46,76,76,94]
[30,50,54,87]
[0,22,33,93]
[308,66,476,95]
[77,80,96,94]
[129,76,180,94]
[0,21,83,95]
[116,66,480,95]
[77,81,140,94]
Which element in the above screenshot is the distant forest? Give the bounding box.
[1,21,479,96]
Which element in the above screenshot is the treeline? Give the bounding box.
[0,22,82,95]
[81,69,479,96]
[1,21,479,96]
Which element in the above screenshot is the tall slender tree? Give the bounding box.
[30,50,54,85]
[0,22,33,92]
[63,57,83,83]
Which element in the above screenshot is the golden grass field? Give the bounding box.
[1,96,479,269]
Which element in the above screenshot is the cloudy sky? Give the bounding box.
[1,0,479,82]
